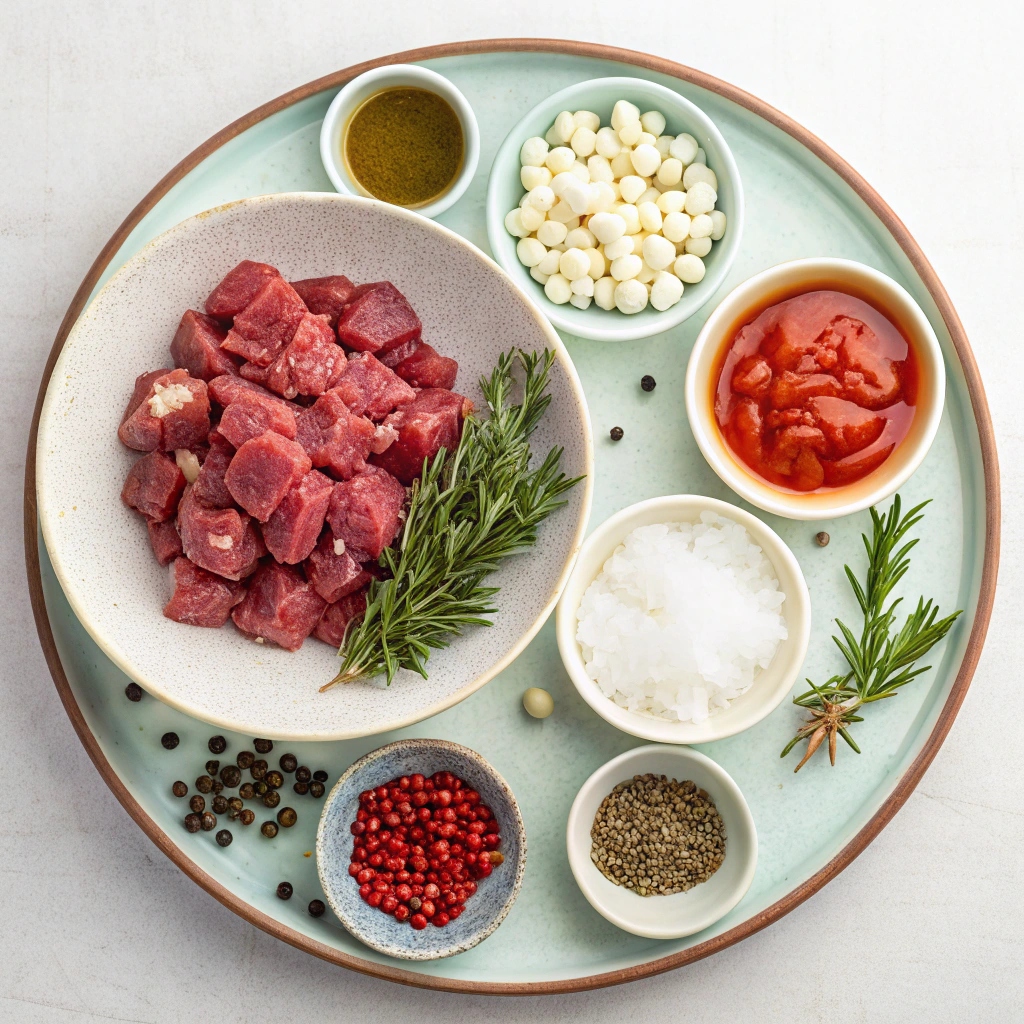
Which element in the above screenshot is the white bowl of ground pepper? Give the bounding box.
[566,745,757,939]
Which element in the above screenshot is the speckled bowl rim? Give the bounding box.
[35,191,594,741]
[316,738,527,960]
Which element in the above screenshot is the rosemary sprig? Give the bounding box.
[321,348,582,690]
[781,495,962,772]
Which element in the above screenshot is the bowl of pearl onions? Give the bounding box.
[486,77,743,342]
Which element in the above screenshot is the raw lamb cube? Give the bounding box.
[118,368,211,452]
[224,431,311,521]
[331,352,416,421]
[122,368,174,425]
[221,276,308,366]
[370,388,468,485]
[207,373,295,414]
[231,561,326,650]
[164,557,246,628]
[313,589,368,647]
[121,451,186,522]
[262,470,334,564]
[217,392,297,448]
[304,528,372,603]
[294,392,376,480]
[192,430,235,509]
[336,281,421,354]
[261,312,344,399]
[205,260,281,321]
[290,275,356,329]
[179,487,265,580]
[170,310,238,381]
[326,465,406,561]
[390,341,459,390]
[147,518,183,565]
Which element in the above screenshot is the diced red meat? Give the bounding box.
[326,465,406,562]
[238,361,272,387]
[261,312,344,399]
[118,369,211,452]
[390,341,459,390]
[221,276,308,366]
[208,374,295,414]
[231,561,326,650]
[331,352,416,420]
[294,392,376,480]
[147,518,183,565]
[369,421,398,454]
[304,528,373,603]
[205,261,281,322]
[121,452,185,521]
[370,388,468,485]
[122,368,174,425]
[377,337,420,368]
[192,431,235,509]
[170,310,238,381]
[178,487,265,580]
[291,275,356,329]
[349,282,386,300]
[262,470,334,564]
[336,281,421,354]
[164,557,246,628]
[224,431,311,521]
[313,589,368,647]
[217,393,297,448]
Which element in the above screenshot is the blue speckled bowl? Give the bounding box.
[316,738,526,960]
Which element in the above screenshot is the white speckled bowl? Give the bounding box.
[36,193,593,740]
[317,738,526,960]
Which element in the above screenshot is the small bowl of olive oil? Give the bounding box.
[320,64,480,219]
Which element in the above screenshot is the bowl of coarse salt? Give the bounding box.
[555,495,810,743]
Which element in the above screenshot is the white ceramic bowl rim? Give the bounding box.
[684,257,946,520]
[320,64,481,219]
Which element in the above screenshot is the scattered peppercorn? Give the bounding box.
[184,813,202,833]
[251,759,268,780]
[295,766,311,784]
[189,795,206,814]
[815,531,830,547]
[161,732,179,750]
[208,735,227,754]
[212,795,228,815]
[263,790,281,809]
[308,900,325,918]
[276,882,293,900]
[609,426,624,441]
[195,775,214,794]
[205,759,220,776]
[265,770,283,790]
[293,781,309,796]
[172,781,188,798]
[309,782,325,799]
[220,765,242,788]
[239,782,255,800]
[255,781,269,796]
[227,797,243,818]
[261,821,279,838]
[240,809,255,826]
[640,374,656,392]
[279,753,298,773]
[277,807,297,828]
[212,779,224,795]
[200,812,217,832]
[125,683,144,702]
[254,738,273,754]
[313,770,328,783]
[236,751,255,770]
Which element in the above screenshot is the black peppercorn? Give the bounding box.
[293,781,309,796]
[172,781,188,798]
[240,809,255,826]
[184,813,202,833]
[161,732,180,750]
[264,770,283,790]
[212,780,224,795]
[308,899,325,918]
[815,531,830,547]
[261,821,279,838]
[255,780,268,796]
[227,797,243,813]
[205,759,220,776]
[309,781,325,799]
[609,426,624,441]
[279,753,298,773]
[251,759,268,780]
[189,795,206,814]
[263,790,281,809]
[212,795,228,815]
[125,683,144,702]
[208,735,227,754]
[216,829,233,848]
[254,738,273,754]
[640,374,656,392]
[220,765,242,788]
[239,783,255,800]
[295,765,311,784]
[200,812,217,832]
[313,770,328,783]
[276,882,293,900]
[195,775,214,794]
[277,807,297,828]
[236,750,255,770]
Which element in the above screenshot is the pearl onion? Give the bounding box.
[655,134,674,156]
[594,276,617,310]
[618,121,643,146]
[559,248,592,281]
[656,158,683,187]
[516,237,547,267]
[574,110,600,132]
[636,260,657,285]
[537,249,562,275]
[519,205,545,232]
[504,209,530,238]
[688,213,714,239]
[657,190,687,214]
[684,235,712,257]
[629,232,646,256]
[585,247,606,279]
[595,126,621,158]
[603,235,634,261]
[694,148,707,164]
[587,181,617,214]
[571,127,596,157]
[710,210,727,240]
[549,171,576,197]
[640,110,667,137]
[674,253,706,283]
[544,124,562,147]
[636,132,657,148]
[587,155,614,183]
[614,279,648,314]
[651,271,684,311]
[529,266,549,285]
[610,150,635,178]
[545,147,576,173]
[569,161,590,182]
[569,293,592,309]
[570,274,594,297]
[521,165,552,190]
[520,137,549,167]
[618,175,646,204]
[683,181,717,216]
[611,100,641,130]
[523,185,555,211]
[588,211,627,245]
[669,133,698,165]
[565,227,596,249]
[613,203,641,234]
[637,187,661,207]
[610,254,643,281]
[544,273,572,304]
[638,201,662,233]
[683,163,718,190]
[630,144,661,178]
[548,200,578,224]
[661,211,692,243]
[642,233,676,271]
[536,220,567,247]
[562,180,591,215]
[553,110,576,143]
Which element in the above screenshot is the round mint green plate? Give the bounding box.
[26,42,998,994]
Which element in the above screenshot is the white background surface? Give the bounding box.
[3,2,1022,1021]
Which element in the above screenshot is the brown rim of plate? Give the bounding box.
[22,39,1000,995]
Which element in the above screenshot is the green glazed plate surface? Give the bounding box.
[34,46,991,988]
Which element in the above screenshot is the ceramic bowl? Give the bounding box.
[317,738,526,960]
[36,193,593,741]
[566,744,756,939]
[320,64,480,219]
[685,258,946,520]
[555,495,810,744]
[485,76,743,342]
